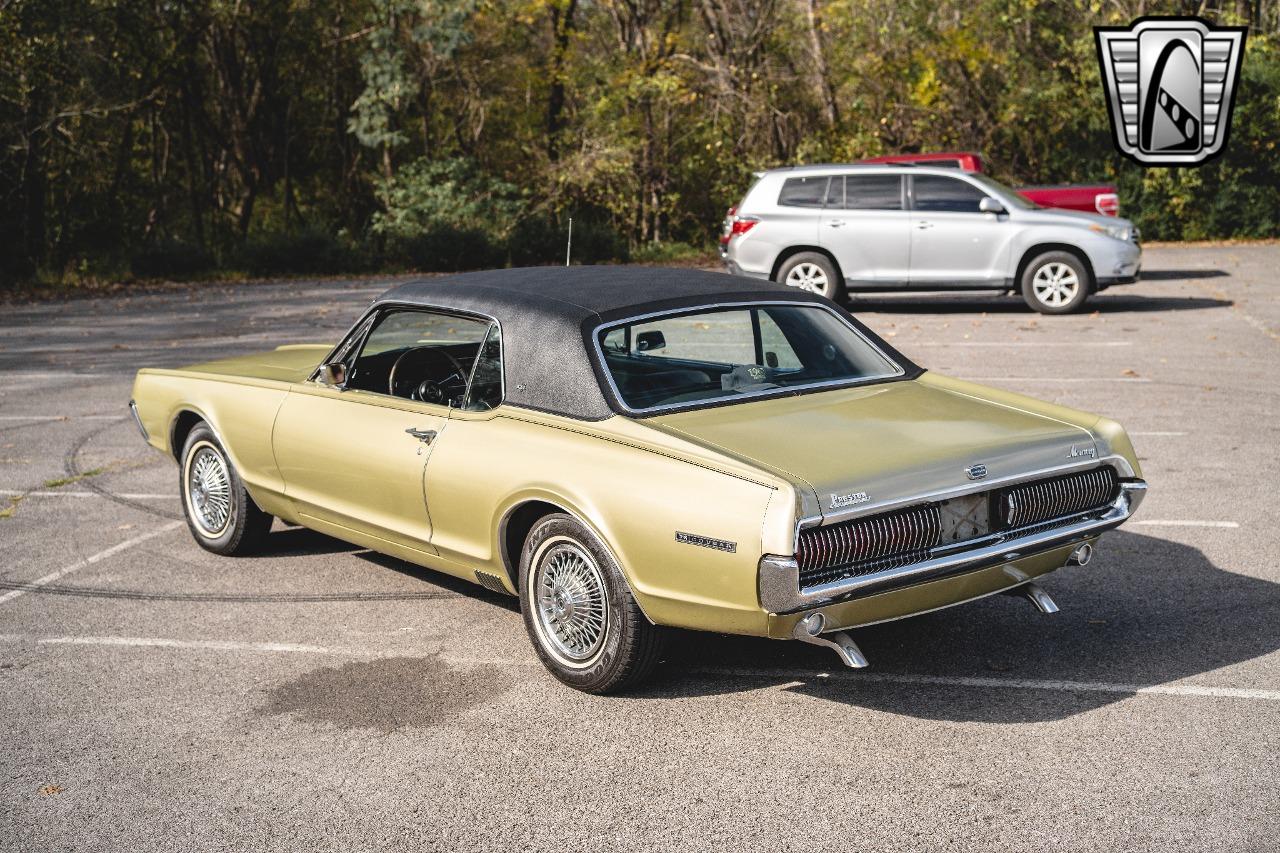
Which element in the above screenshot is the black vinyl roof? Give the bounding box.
[374,266,918,420]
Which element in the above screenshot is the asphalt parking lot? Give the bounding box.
[2,245,1278,851]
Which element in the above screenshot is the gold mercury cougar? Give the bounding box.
[130,267,1147,693]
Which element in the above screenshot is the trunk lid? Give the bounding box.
[646,378,1097,517]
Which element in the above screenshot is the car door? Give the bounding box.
[908,173,1012,287]
[819,174,911,285]
[272,306,492,555]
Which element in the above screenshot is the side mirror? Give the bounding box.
[319,362,347,387]
[979,196,1005,215]
[635,330,666,352]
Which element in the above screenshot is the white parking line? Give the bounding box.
[914,341,1134,347]
[0,489,172,500]
[1134,519,1240,528]
[961,377,1152,383]
[37,636,360,655]
[1,633,1276,702]
[0,521,183,606]
[0,415,124,421]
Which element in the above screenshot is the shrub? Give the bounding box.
[372,157,526,240]
[231,229,363,276]
[129,240,215,279]
[630,241,712,264]
[507,215,629,266]
[392,224,506,272]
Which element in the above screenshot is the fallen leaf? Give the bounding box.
[38,785,63,796]
[1121,368,1140,377]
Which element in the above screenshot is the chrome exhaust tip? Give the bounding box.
[1067,543,1093,567]
[1021,582,1060,614]
[792,614,870,669]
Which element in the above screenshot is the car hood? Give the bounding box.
[1021,206,1134,231]
[645,377,1098,519]
[182,344,332,383]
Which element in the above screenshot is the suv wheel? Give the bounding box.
[777,252,845,302]
[1021,251,1091,314]
[519,513,665,693]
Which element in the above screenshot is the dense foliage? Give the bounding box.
[2,0,1278,285]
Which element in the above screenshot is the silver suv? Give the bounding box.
[721,165,1142,314]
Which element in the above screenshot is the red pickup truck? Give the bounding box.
[858,152,1119,217]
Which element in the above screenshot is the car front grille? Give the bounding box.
[796,466,1120,589]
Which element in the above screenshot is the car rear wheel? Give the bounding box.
[519,513,665,693]
[179,422,272,555]
[1021,251,1091,314]
[777,252,845,302]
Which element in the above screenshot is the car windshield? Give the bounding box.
[597,304,904,413]
[965,173,1039,210]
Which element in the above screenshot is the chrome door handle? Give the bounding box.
[827,219,846,228]
[405,427,437,444]
[914,221,934,230]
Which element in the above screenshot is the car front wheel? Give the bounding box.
[1021,251,1091,314]
[519,513,665,693]
[777,252,845,302]
[179,422,272,555]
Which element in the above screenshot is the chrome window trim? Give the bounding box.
[590,300,906,416]
[309,300,506,409]
[760,480,1147,613]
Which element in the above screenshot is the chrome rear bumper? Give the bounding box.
[759,481,1146,614]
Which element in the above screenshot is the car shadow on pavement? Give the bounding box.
[848,293,1231,315]
[1138,269,1229,280]
[255,525,364,558]
[642,530,1280,722]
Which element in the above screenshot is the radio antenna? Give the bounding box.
[565,217,573,266]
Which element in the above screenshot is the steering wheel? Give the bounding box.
[388,346,469,405]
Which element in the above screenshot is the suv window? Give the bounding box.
[778,176,830,208]
[840,175,903,210]
[911,175,987,213]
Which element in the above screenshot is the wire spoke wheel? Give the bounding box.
[532,539,609,666]
[1031,262,1080,307]
[186,443,232,536]
[784,262,830,296]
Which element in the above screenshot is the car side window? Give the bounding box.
[628,311,757,364]
[778,176,830,208]
[757,311,802,369]
[344,308,490,405]
[824,177,845,208]
[841,175,903,210]
[912,175,987,213]
[462,324,503,411]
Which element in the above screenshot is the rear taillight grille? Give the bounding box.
[997,466,1118,529]
[795,466,1120,589]
[797,503,941,587]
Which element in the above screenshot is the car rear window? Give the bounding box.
[777,176,830,208]
[597,304,903,413]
